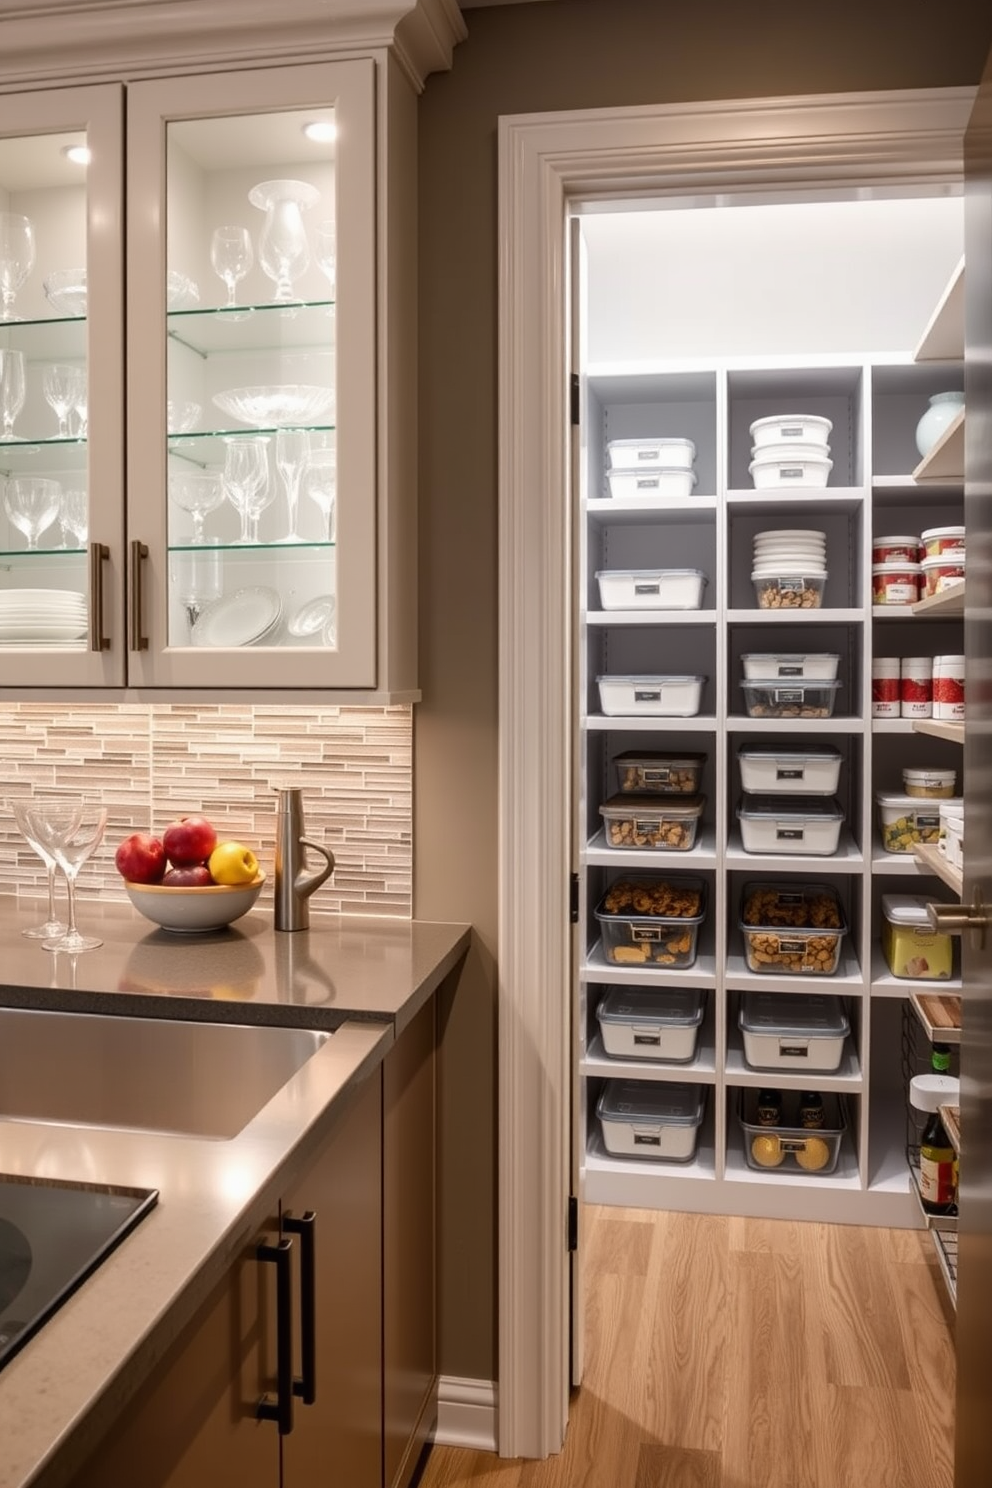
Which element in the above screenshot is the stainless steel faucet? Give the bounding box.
[273,788,335,932]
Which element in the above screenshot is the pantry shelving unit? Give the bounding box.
[576,259,966,1228]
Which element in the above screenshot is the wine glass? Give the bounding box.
[0,212,36,321]
[301,446,337,540]
[274,427,311,542]
[248,179,320,303]
[4,476,62,550]
[60,486,88,548]
[32,803,108,953]
[170,542,223,637]
[222,436,271,543]
[10,798,81,940]
[0,348,26,441]
[169,469,226,544]
[70,377,88,440]
[314,219,336,299]
[43,364,85,438]
[210,225,254,309]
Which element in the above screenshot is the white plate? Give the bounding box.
[191,587,283,648]
[0,621,87,639]
[288,594,336,638]
[0,638,86,649]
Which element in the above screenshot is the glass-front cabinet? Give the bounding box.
[0,58,406,694]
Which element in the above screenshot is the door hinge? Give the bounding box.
[570,372,580,426]
[570,871,579,924]
[567,1195,578,1252]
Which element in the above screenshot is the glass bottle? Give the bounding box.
[756,1089,782,1127]
[798,1091,825,1129]
[919,1044,956,1216]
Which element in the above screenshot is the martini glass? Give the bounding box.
[10,798,81,940]
[169,470,226,544]
[0,213,36,321]
[33,803,109,953]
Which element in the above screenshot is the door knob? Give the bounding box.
[928,888,988,948]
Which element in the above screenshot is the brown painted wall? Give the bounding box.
[415,0,992,1386]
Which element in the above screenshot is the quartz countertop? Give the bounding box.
[0,900,471,1488]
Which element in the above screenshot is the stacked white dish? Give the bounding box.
[751,529,828,610]
[748,413,833,490]
[0,588,87,645]
[606,436,698,500]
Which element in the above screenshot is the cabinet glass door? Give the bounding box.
[127,62,375,689]
[0,86,124,688]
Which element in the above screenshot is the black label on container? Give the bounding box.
[778,578,804,593]
[631,926,663,943]
[634,690,662,703]
[633,1033,661,1046]
[775,892,804,907]
[779,1042,809,1058]
[642,769,673,784]
[781,1139,807,1153]
[777,939,806,955]
[777,666,803,676]
[776,829,804,840]
[634,583,661,595]
[633,1132,661,1146]
[772,689,803,704]
[777,768,804,779]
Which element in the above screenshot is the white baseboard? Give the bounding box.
[435,1375,498,1452]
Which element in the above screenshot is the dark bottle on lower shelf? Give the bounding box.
[919,1044,956,1217]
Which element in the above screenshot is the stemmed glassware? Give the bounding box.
[4,476,62,550]
[29,803,108,953]
[248,179,320,303]
[10,798,81,940]
[43,364,86,438]
[60,486,88,548]
[0,212,37,322]
[274,428,311,542]
[210,225,254,310]
[314,219,336,299]
[222,435,272,543]
[170,542,223,636]
[301,446,337,540]
[0,349,26,441]
[169,470,226,544]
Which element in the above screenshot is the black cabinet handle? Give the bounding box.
[257,1237,294,1435]
[284,1210,317,1405]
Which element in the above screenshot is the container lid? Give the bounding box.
[600,793,705,821]
[872,561,923,573]
[596,1078,705,1127]
[749,444,833,462]
[609,466,699,483]
[741,653,839,667]
[595,568,707,582]
[755,529,827,540]
[737,794,844,822]
[934,655,965,666]
[750,569,828,579]
[876,791,963,810]
[737,744,842,762]
[921,525,965,540]
[596,986,705,1028]
[597,674,705,685]
[739,679,841,692]
[908,1072,960,1115]
[739,991,850,1040]
[750,414,833,433]
[873,535,922,545]
[613,749,706,766]
[902,768,956,784]
[608,436,697,453]
[882,893,946,928]
[922,552,966,566]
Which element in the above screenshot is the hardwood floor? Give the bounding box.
[420,1205,956,1488]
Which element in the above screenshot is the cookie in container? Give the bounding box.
[740,678,840,719]
[599,793,705,851]
[595,874,706,968]
[739,880,848,975]
[596,1079,706,1162]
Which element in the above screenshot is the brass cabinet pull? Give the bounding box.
[88,542,110,652]
[128,539,149,651]
[928,888,988,950]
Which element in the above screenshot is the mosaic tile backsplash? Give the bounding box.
[0,703,413,916]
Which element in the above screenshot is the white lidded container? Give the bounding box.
[607,467,697,501]
[738,744,842,796]
[739,991,849,1072]
[741,653,839,681]
[607,436,696,471]
[875,791,953,853]
[737,794,845,855]
[596,1079,705,1161]
[921,551,966,597]
[749,445,833,489]
[902,767,956,799]
[749,414,833,450]
[598,674,704,717]
[595,986,705,1063]
[920,524,965,557]
[596,568,707,611]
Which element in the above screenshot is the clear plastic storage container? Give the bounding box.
[741,652,839,681]
[751,573,826,610]
[875,791,953,853]
[614,750,706,796]
[740,678,840,719]
[597,1079,705,1161]
[737,794,845,855]
[881,894,954,980]
[595,986,705,1063]
[598,674,705,717]
[599,793,705,851]
[595,875,706,968]
[737,745,842,796]
[739,1090,847,1175]
[749,413,832,450]
[739,880,847,975]
[738,990,850,1071]
[596,568,707,611]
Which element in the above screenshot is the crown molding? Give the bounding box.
[0,0,466,91]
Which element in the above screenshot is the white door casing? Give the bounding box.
[497,86,975,1460]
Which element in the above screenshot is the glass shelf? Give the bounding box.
[166,538,334,555]
[167,298,335,356]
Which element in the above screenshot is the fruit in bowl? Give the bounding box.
[113,815,265,931]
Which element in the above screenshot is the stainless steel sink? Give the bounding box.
[0,1008,329,1140]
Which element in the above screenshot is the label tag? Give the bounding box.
[778,578,804,593]
[633,1033,661,1046]
[634,689,662,703]
[777,768,803,780]
[634,582,661,595]
[779,1041,809,1057]
[777,938,806,955]
[776,828,803,840]
[772,689,803,704]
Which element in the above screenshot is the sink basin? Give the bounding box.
[0,1008,329,1140]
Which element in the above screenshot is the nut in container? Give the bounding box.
[599,794,705,852]
[740,880,847,975]
[595,874,706,968]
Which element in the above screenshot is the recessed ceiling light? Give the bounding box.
[61,144,91,166]
[302,120,337,144]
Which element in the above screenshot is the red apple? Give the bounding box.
[115,832,167,884]
[163,814,217,867]
[162,864,214,887]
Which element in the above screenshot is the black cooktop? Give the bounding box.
[0,1174,158,1373]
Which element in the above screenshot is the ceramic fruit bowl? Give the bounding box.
[124,874,265,933]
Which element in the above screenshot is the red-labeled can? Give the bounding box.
[901,656,933,719]
[933,655,965,719]
[872,657,900,718]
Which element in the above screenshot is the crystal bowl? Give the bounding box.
[44,268,87,317]
[167,400,202,434]
[211,383,336,429]
[167,271,200,309]
[123,874,266,933]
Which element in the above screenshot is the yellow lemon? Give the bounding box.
[795,1137,831,1172]
[208,841,260,885]
[751,1134,784,1168]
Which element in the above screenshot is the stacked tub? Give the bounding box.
[748,413,833,490]
[606,436,698,500]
